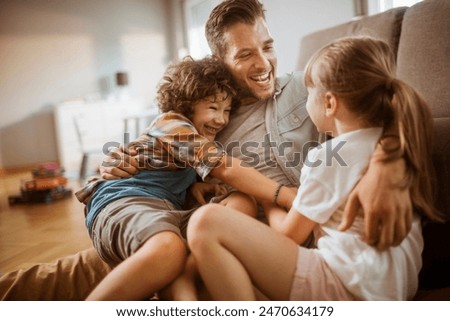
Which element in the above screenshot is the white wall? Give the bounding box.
[0,0,356,170]
[262,0,355,75]
[0,0,175,169]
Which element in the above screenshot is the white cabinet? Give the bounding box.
[54,99,156,178]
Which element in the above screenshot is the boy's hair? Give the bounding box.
[304,36,442,222]
[205,0,265,57]
[156,56,240,119]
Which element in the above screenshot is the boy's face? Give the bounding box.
[191,92,232,141]
[221,17,277,104]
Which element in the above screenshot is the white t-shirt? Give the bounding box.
[293,128,423,300]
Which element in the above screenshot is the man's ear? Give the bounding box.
[324,92,338,116]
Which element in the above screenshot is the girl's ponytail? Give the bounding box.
[389,79,443,222]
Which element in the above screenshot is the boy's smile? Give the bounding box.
[191,92,232,141]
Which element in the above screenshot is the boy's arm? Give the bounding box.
[99,144,140,179]
[189,182,228,205]
[340,144,412,250]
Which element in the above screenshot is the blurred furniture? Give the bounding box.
[123,108,159,141]
[72,115,103,180]
[54,99,148,179]
[297,0,450,299]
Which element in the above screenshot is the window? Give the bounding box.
[183,0,220,59]
[367,0,422,15]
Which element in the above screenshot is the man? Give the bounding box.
[0,0,411,300]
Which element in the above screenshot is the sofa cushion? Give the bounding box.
[396,0,450,219]
[431,118,450,219]
[419,117,450,290]
[296,7,407,70]
[396,0,450,119]
[396,0,450,291]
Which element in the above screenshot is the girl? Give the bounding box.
[187,37,443,300]
[75,56,296,300]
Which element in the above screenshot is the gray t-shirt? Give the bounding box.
[217,99,293,187]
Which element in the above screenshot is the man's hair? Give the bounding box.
[156,56,240,119]
[205,0,266,57]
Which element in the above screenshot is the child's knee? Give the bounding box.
[222,192,258,217]
[138,231,186,265]
[187,204,222,247]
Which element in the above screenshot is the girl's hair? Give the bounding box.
[205,0,265,58]
[304,36,441,222]
[156,56,240,119]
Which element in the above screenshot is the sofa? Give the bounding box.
[296,0,450,300]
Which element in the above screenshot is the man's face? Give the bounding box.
[221,17,277,104]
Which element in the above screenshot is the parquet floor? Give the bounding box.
[0,172,92,273]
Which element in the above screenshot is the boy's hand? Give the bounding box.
[190,182,228,205]
[99,145,140,180]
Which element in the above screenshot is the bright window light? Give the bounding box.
[380,0,422,11]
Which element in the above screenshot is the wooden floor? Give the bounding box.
[0,172,92,273]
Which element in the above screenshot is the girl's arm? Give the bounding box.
[210,155,296,210]
[262,201,316,245]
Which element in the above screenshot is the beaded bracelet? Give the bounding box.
[273,183,284,206]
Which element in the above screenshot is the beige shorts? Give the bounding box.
[290,247,356,300]
[90,196,195,266]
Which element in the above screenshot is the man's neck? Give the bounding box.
[240,96,261,106]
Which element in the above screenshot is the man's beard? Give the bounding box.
[238,82,275,103]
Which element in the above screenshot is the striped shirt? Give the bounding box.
[75,112,225,223]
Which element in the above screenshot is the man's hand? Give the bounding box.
[340,156,412,250]
[99,145,140,180]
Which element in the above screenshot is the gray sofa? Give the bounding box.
[296,0,450,300]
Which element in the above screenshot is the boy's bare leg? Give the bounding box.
[86,231,187,300]
[159,254,199,301]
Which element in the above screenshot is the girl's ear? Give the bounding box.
[324,92,338,117]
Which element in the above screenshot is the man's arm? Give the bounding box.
[340,143,413,250]
[210,156,296,210]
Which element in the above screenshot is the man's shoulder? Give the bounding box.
[275,71,308,113]
[276,71,305,90]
